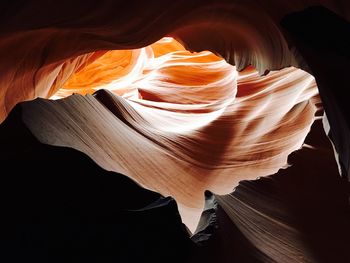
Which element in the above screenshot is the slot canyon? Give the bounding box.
[0,1,349,262]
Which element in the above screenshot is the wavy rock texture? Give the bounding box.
[1,2,349,182]
[1,2,350,262]
[183,120,350,263]
[214,119,350,262]
[1,1,349,180]
[0,0,349,121]
[2,100,349,263]
[16,38,319,230]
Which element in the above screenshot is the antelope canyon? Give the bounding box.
[0,1,349,262]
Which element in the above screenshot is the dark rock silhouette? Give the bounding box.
[282,6,350,181]
[0,106,194,262]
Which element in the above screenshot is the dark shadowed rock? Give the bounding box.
[0,105,194,262]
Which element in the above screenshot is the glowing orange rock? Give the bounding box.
[20,38,319,231]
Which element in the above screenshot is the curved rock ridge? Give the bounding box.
[1,2,350,261]
[1,103,349,262]
[1,0,349,121]
[215,119,350,262]
[19,38,318,230]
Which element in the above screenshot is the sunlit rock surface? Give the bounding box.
[1,102,349,262]
[16,38,318,230]
[1,1,350,262]
[1,0,349,122]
